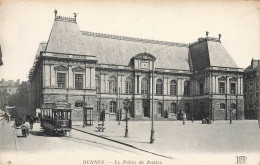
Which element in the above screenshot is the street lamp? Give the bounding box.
[150,60,155,144]
[118,87,121,125]
[101,103,106,126]
[123,98,131,137]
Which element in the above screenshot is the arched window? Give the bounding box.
[110,101,116,113]
[141,78,148,94]
[95,76,100,93]
[171,102,177,113]
[184,81,190,96]
[157,102,163,114]
[220,103,225,109]
[125,78,132,94]
[170,80,177,95]
[156,79,163,95]
[109,76,117,94]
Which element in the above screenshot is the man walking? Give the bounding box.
[29,117,34,130]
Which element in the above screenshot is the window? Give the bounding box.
[171,103,177,113]
[75,100,83,107]
[141,78,148,94]
[110,101,116,113]
[184,81,190,96]
[249,93,253,101]
[170,80,177,95]
[220,103,225,109]
[75,74,83,89]
[231,103,236,109]
[57,73,66,88]
[9,89,11,92]
[255,82,259,89]
[230,83,236,94]
[249,83,253,90]
[244,94,246,100]
[200,83,204,95]
[256,92,259,99]
[125,78,132,94]
[156,79,163,95]
[185,103,191,113]
[95,76,100,93]
[219,82,225,94]
[243,84,247,92]
[157,102,163,114]
[109,77,117,93]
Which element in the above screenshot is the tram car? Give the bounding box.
[40,101,72,135]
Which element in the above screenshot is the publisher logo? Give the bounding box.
[236,156,247,164]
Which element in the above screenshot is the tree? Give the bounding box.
[7,81,30,108]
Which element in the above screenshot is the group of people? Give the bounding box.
[15,116,35,137]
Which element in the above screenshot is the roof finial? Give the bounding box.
[73,12,78,21]
[218,34,222,43]
[54,9,57,17]
[206,31,209,37]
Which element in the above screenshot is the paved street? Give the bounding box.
[1,119,260,165]
[0,119,173,165]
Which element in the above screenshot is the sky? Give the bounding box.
[0,0,259,82]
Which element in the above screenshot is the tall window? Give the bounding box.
[230,83,236,94]
[141,78,148,94]
[75,74,83,89]
[256,92,259,99]
[170,80,177,96]
[57,73,66,88]
[231,103,236,109]
[220,103,225,109]
[184,81,190,96]
[157,102,163,114]
[200,83,204,95]
[171,103,177,113]
[243,83,247,92]
[255,82,259,89]
[185,103,190,113]
[156,79,163,95]
[110,101,116,113]
[219,82,225,94]
[95,76,100,93]
[109,77,117,93]
[249,82,253,90]
[125,78,132,94]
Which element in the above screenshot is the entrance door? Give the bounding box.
[143,100,150,117]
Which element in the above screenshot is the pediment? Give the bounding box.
[72,66,85,72]
[133,52,156,61]
[54,65,68,71]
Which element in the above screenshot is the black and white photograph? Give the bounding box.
[0,1,259,165]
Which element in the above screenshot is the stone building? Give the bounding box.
[0,79,20,108]
[243,59,260,119]
[29,14,244,121]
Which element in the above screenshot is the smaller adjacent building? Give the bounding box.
[0,79,20,108]
[243,59,260,119]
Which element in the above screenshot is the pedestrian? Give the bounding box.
[29,117,34,130]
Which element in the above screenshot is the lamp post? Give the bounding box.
[118,87,121,125]
[101,103,106,126]
[150,60,155,144]
[123,98,131,137]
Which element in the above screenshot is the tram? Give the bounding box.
[41,101,72,135]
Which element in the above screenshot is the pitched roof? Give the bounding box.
[81,31,190,70]
[45,17,92,56]
[189,38,239,71]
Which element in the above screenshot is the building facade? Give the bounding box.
[243,59,260,119]
[29,14,244,121]
[0,79,20,108]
